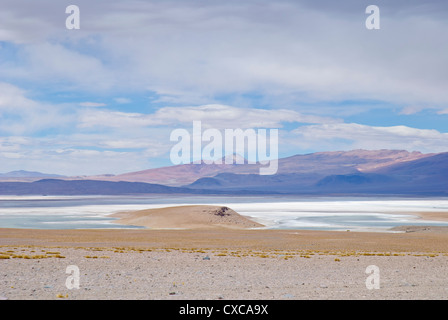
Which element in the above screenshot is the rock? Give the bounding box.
[282,293,294,299]
[320,284,328,288]
[0,296,8,300]
[203,255,210,260]
[214,207,231,217]
[401,281,417,287]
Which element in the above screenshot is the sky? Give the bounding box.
[0,0,447,175]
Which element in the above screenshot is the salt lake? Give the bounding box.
[1,195,448,232]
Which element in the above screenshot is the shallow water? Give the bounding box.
[0,195,448,231]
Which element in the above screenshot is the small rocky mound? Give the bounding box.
[112,205,264,230]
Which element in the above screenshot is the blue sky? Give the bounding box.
[0,0,447,175]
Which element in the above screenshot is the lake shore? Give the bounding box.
[2,226,448,251]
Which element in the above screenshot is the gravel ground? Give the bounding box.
[1,245,448,300]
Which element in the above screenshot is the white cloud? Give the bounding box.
[292,123,448,153]
[1,1,448,175]
[79,102,107,107]
[399,106,428,115]
[0,82,36,111]
[0,82,74,134]
[78,109,158,128]
[78,104,341,130]
[114,98,131,104]
[11,148,151,176]
[2,42,115,92]
[0,134,162,175]
[1,1,447,107]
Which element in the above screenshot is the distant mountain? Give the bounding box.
[87,154,260,186]
[0,170,66,183]
[1,150,446,196]
[316,173,395,187]
[186,151,448,195]
[187,172,322,193]
[0,170,65,178]
[368,152,448,177]
[83,149,431,187]
[0,179,204,196]
[277,149,430,174]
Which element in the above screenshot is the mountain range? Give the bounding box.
[0,170,65,181]
[0,149,446,196]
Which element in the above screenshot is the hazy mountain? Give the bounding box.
[84,149,431,186]
[187,172,322,193]
[368,152,448,177]
[277,149,430,174]
[0,179,199,196]
[186,151,448,195]
[1,150,446,196]
[0,170,65,178]
[0,170,66,183]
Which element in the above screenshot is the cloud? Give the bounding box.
[399,106,427,115]
[78,110,157,128]
[0,82,33,110]
[1,42,115,92]
[78,104,341,130]
[114,98,131,104]
[6,147,151,176]
[1,1,448,175]
[1,0,447,108]
[291,123,448,153]
[0,82,74,135]
[0,133,167,175]
[79,102,107,107]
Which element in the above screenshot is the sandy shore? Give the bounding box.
[2,227,448,252]
[111,205,264,229]
[407,211,448,222]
